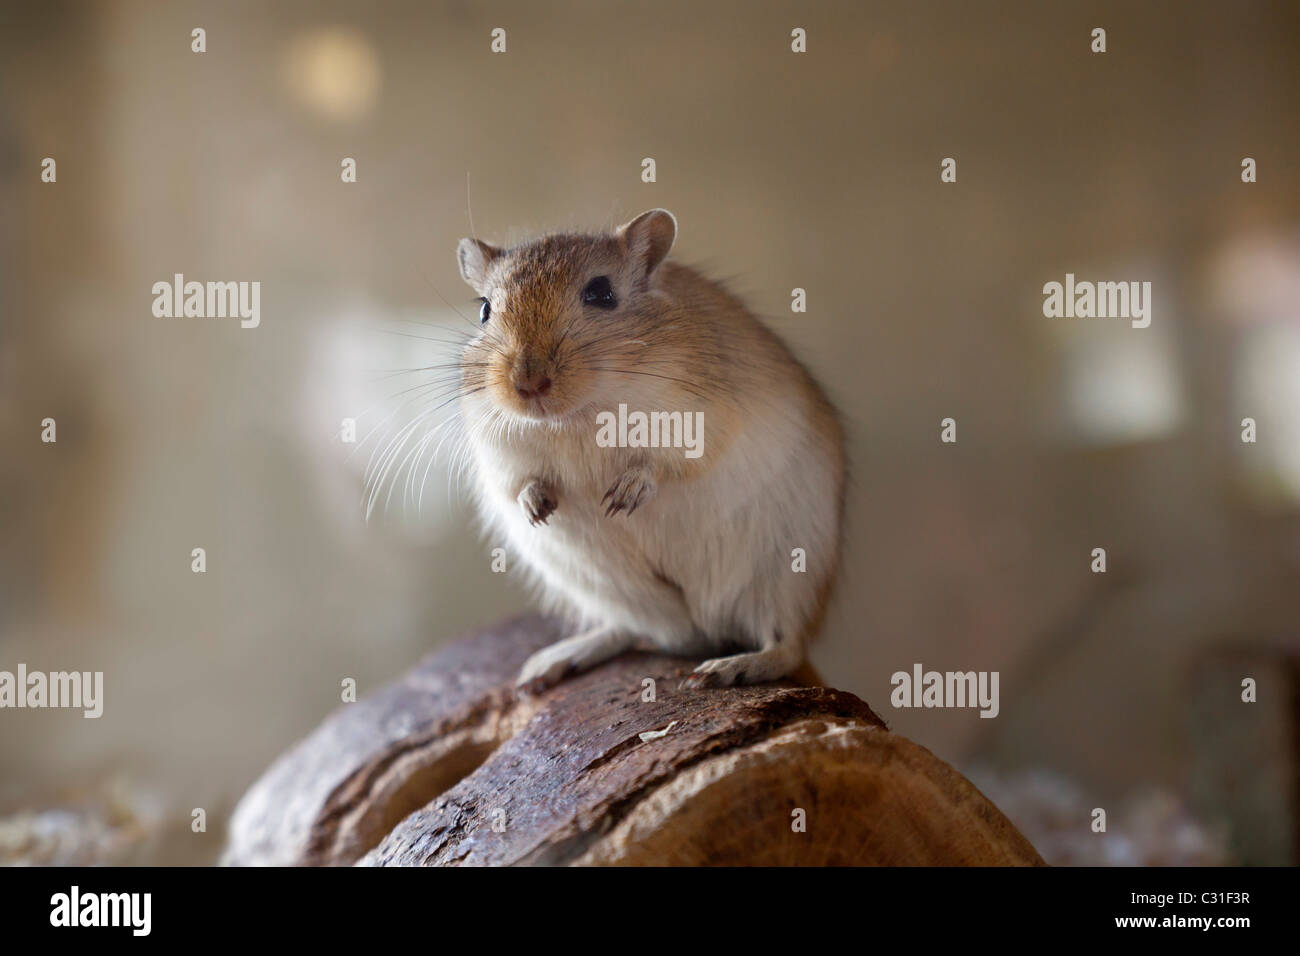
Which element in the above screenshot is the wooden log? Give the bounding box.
[223,615,1044,866]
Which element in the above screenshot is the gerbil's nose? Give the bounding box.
[513,370,552,399]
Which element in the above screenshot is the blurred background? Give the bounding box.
[1,0,1298,865]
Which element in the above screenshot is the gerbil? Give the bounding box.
[455,209,845,691]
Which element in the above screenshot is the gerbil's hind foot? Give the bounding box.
[518,479,557,526]
[516,626,633,695]
[680,644,802,690]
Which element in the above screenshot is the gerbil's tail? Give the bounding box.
[793,552,841,685]
[788,658,826,687]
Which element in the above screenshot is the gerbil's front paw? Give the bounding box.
[602,468,655,517]
[518,480,557,526]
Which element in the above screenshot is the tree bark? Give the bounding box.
[223,615,1044,866]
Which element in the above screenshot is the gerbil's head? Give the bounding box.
[456,209,677,423]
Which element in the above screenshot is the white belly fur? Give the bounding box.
[467,395,840,659]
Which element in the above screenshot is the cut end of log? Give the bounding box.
[223,616,1044,867]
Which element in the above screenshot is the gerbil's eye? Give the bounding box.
[581,276,617,309]
[478,298,491,325]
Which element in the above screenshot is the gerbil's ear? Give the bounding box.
[618,209,677,284]
[457,238,501,291]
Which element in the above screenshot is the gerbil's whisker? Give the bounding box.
[583,366,711,401]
